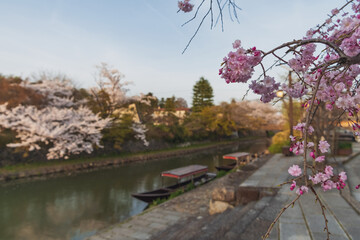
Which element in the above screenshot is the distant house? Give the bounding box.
[114,103,141,123]
[152,107,191,125]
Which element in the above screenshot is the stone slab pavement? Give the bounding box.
[239,144,360,240]
[88,208,190,240]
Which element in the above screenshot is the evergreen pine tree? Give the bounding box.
[192,77,214,112]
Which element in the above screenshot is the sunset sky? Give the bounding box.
[0,0,341,105]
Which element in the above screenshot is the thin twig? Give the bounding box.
[310,186,331,239]
[182,8,211,54]
[181,0,206,27]
[216,0,224,31]
[262,194,301,239]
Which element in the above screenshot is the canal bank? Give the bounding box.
[87,153,274,240]
[0,139,271,240]
[0,138,268,182]
[88,144,360,240]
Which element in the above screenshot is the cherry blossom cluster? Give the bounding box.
[288,44,317,73]
[281,82,308,98]
[0,104,110,159]
[309,166,347,191]
[219,40,262,84]
[288,130,347,192]
[178,0,194,13]
[288,164,347,193]
[287,165,309,195]
[248,77,280,103]
[132,123,149,146]
[22,77,76,108]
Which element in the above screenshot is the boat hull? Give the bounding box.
[131,173,216,203]
[215,162,236,172]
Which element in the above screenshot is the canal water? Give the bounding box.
[0,139,269,240]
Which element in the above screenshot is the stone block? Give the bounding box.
[208,200,233,215]
[211,187,235,203]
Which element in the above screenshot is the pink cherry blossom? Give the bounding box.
[290,181,296,191]
[319,140,330,153]
[322,180,337,191]
[288,164,302,177]
[178,0,194,12]
[293,123,314,134]
[339,171,347,182]
[324,165,334,177]
[232,40,241,49]
[220,41,262,84]
[315,156,325,162]
[296,186,309,195]
[331,8,340,15]
[290,141,304,155]
[249,77,280,103]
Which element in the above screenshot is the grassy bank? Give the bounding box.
[0,137,263,175]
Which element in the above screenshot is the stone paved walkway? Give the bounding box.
[88,208,189,240]
[88,144,360,240]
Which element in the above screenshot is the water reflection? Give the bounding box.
[0,139,269,240]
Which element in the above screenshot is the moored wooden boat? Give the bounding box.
[215,162,236,172]
[131,165,215,203]
[215,152,250,172]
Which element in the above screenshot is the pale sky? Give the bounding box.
[0,0,341,106]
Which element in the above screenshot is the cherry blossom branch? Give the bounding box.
[279,176,303,187]
[310,186,331,239]
[181,0,206,27]
[182,8,211,54]
[262,38,346,60]
[181,0,241,53]
[303,72,324,186]
[315,0,354,33]
[262,194,301,239]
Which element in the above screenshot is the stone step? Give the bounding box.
[196,201,256,240]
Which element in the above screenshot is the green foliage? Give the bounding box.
[149,188,185,207]
[72,88,90,103]
[87,89,112,118]
[164,96,176,112]
[0,129,17,148]
[185,182,195,191]
[216,170,227,178]
[267,131,276,137]
[192,77,214,112]
[338,141,352,149]
[281,101,304,131]
[268,130,290,153]
[101,114,134,150]
[159,98,165,108]
[169,188,185,199]
[184,104,236,141]
[268,144,284,153]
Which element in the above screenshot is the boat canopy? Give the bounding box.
[223,152,250,161]
[161,165,208,179]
